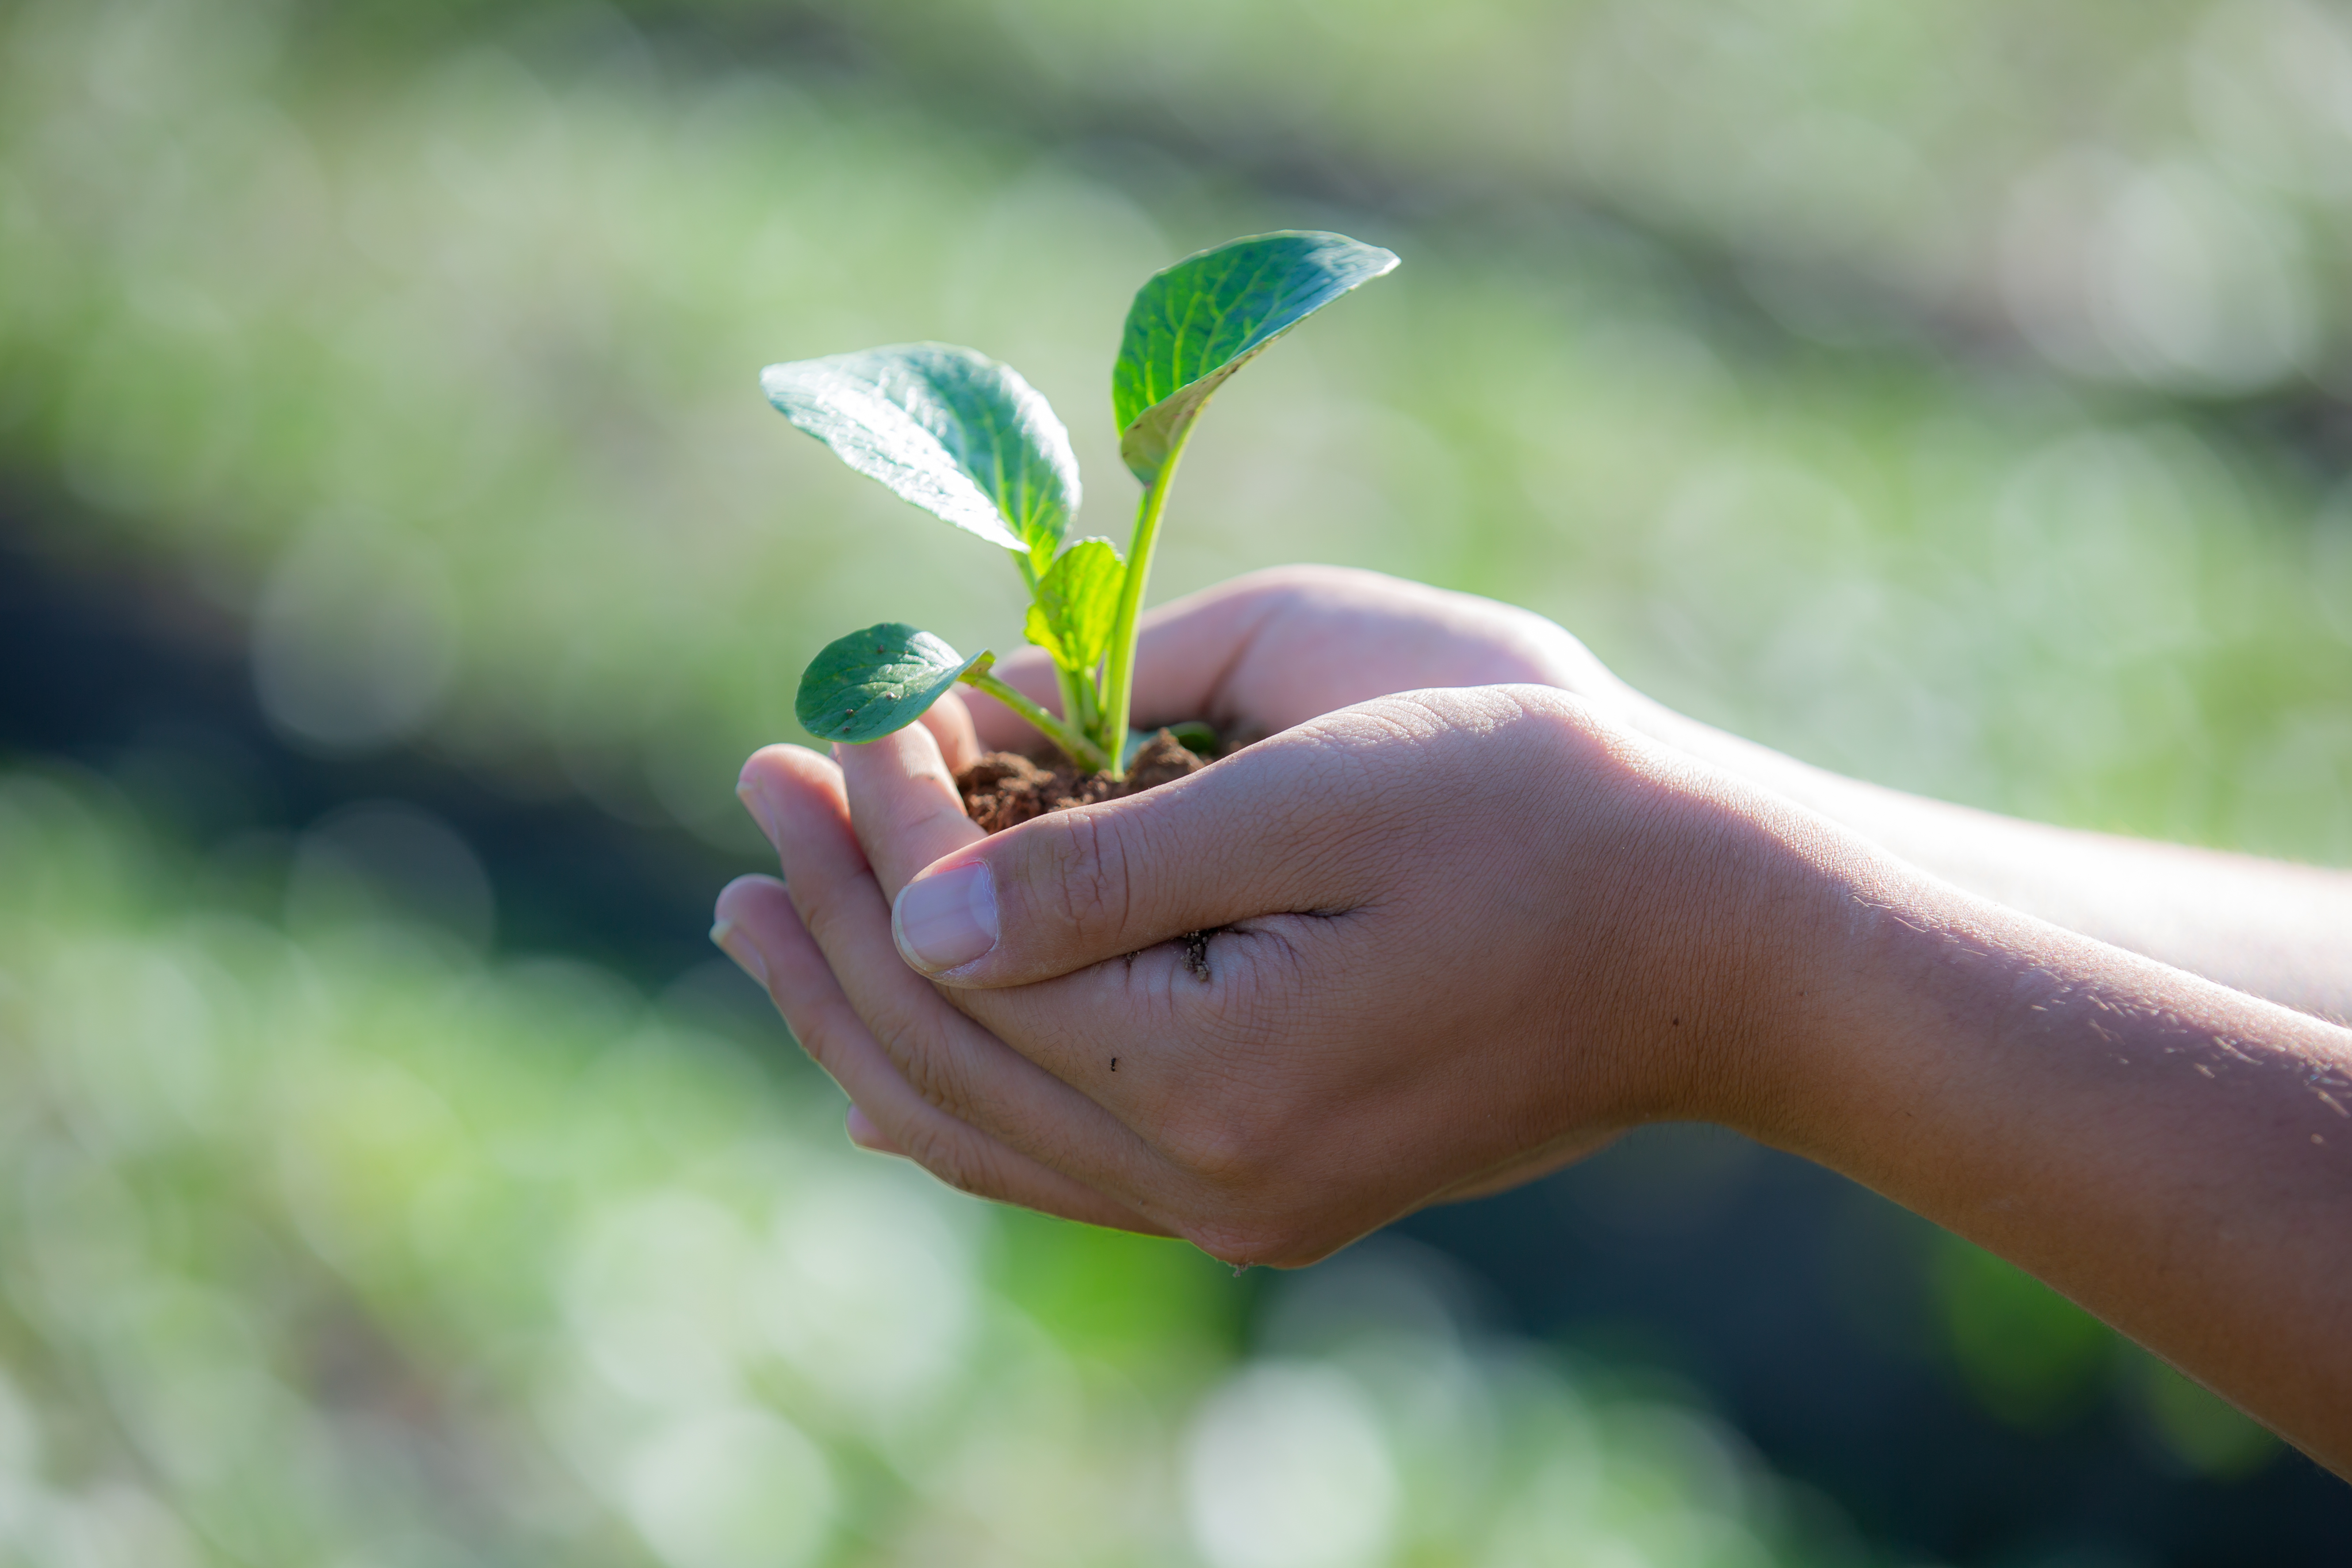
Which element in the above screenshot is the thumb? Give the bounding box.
[887,730,1356,987]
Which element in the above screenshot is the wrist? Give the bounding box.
[1518,689,1882,1136]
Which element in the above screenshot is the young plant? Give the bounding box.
[769,230,1397,779]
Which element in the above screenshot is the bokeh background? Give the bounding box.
[4,0,2351,1562]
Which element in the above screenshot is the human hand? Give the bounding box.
[715,571,2352,1465]
[937,563,1637,765]
[719,684,1856,1265]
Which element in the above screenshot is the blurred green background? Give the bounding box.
[3,0,2349,1563]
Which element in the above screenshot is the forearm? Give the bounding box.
[1623,696,2352,1021]
[1732,846,2352,1473]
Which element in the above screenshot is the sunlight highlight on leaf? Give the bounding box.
[763,344,1079,561]
[1022,536,1124,673]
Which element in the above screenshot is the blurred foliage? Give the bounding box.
[5,0,2350,863]
[1933,1241,2117,1432]
[734,0,2352,398]
[0,769,1832,1565]
[2126,1350,2283,1481]
[1931,1239,2283,1480]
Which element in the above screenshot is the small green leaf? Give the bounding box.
[1022,537,1124,673]
[795,623,990,743]
[1163,720,1219,756]
[1113,232,1398,487]
[764,344,1079,560]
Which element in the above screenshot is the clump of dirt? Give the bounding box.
[956,730,1206,834]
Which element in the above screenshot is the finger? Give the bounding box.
[917,688,983,775]
[831,721,986,902]
[818,718,1348,1135]
[845,1103,899,1154]
[936,903,1380,1142]
[1131,567,1595,732]
[884,718,1399,987]
[1121,572,1284,729]
[714,873,1170,1233]
[734,745,1170,1204]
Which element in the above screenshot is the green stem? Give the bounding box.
[1015,550,1091,752]
[1051,661,1089,748]
[960,669,1111,773]
[1070,661,1100,738]
[1097,445,1189,777]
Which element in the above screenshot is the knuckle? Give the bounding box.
[866,999,980,1122]
[891,790,966,854]
[779,997,847,1072]
[791,883,860,957]
[1043,810,1138,946]
[900,1120,994,1201]
[901,1050,977,1124]
[857,985,927,1056]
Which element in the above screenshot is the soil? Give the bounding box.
[955,729,1207,834]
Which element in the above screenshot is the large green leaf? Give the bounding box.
[795,623,990,743]
[1113,232,1398,486]
[764,344,1079,561]
[1022,537,1124,673]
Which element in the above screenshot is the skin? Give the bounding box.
[714,565,2352,1475]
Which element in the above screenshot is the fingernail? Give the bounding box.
[892,860,998,973]
[736,771,780,848]
[710,918,768,987]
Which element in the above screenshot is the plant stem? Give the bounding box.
[1051,661,1089,748]
[959,669,1111,773]
[1097,447,1188,777]
[1070,662,1100,738]
[1015,550,1094,755]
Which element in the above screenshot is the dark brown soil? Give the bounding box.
[956,730,1207,834]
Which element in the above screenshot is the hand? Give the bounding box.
[720,684,1853,1265]
[717,581,2352,1467]
[708,564,1639,1240]
[938,563,1638,764]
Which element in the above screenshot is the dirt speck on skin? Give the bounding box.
[956,730,1207,834]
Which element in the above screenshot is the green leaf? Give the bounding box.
[1163,719,1219,756]
[1022,537,1124,673]
[1113,232,1398,487]
[795,623,991,743]
[764,344,1079,561]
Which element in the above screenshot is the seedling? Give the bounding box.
[769,231,1397,779]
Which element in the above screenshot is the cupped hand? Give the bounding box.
[941,563,1637,765]
[721,684,1853,1266]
